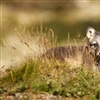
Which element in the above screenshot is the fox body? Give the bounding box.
[42,45,95,70]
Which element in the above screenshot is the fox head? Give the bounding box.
[86,27,96,41]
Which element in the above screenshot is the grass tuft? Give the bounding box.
[1,59,100,99]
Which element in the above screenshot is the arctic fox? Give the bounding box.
[42,27,100,71]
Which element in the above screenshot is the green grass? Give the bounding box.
[1,25,100,99]
[0,58,100,99]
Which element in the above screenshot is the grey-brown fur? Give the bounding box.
[43,46,87,60]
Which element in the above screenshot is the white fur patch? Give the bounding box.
[86,27,95,39]
[92,41,96,44]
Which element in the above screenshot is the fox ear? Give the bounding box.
[86,27,96,39]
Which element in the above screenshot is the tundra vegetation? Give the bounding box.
[0,25,100,100]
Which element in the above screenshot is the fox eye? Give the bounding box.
[89,30,92,33]
[93,43,97,47]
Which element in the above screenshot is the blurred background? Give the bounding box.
[1,0,100,69]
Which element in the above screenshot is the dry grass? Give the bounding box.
[0,24,100,100]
